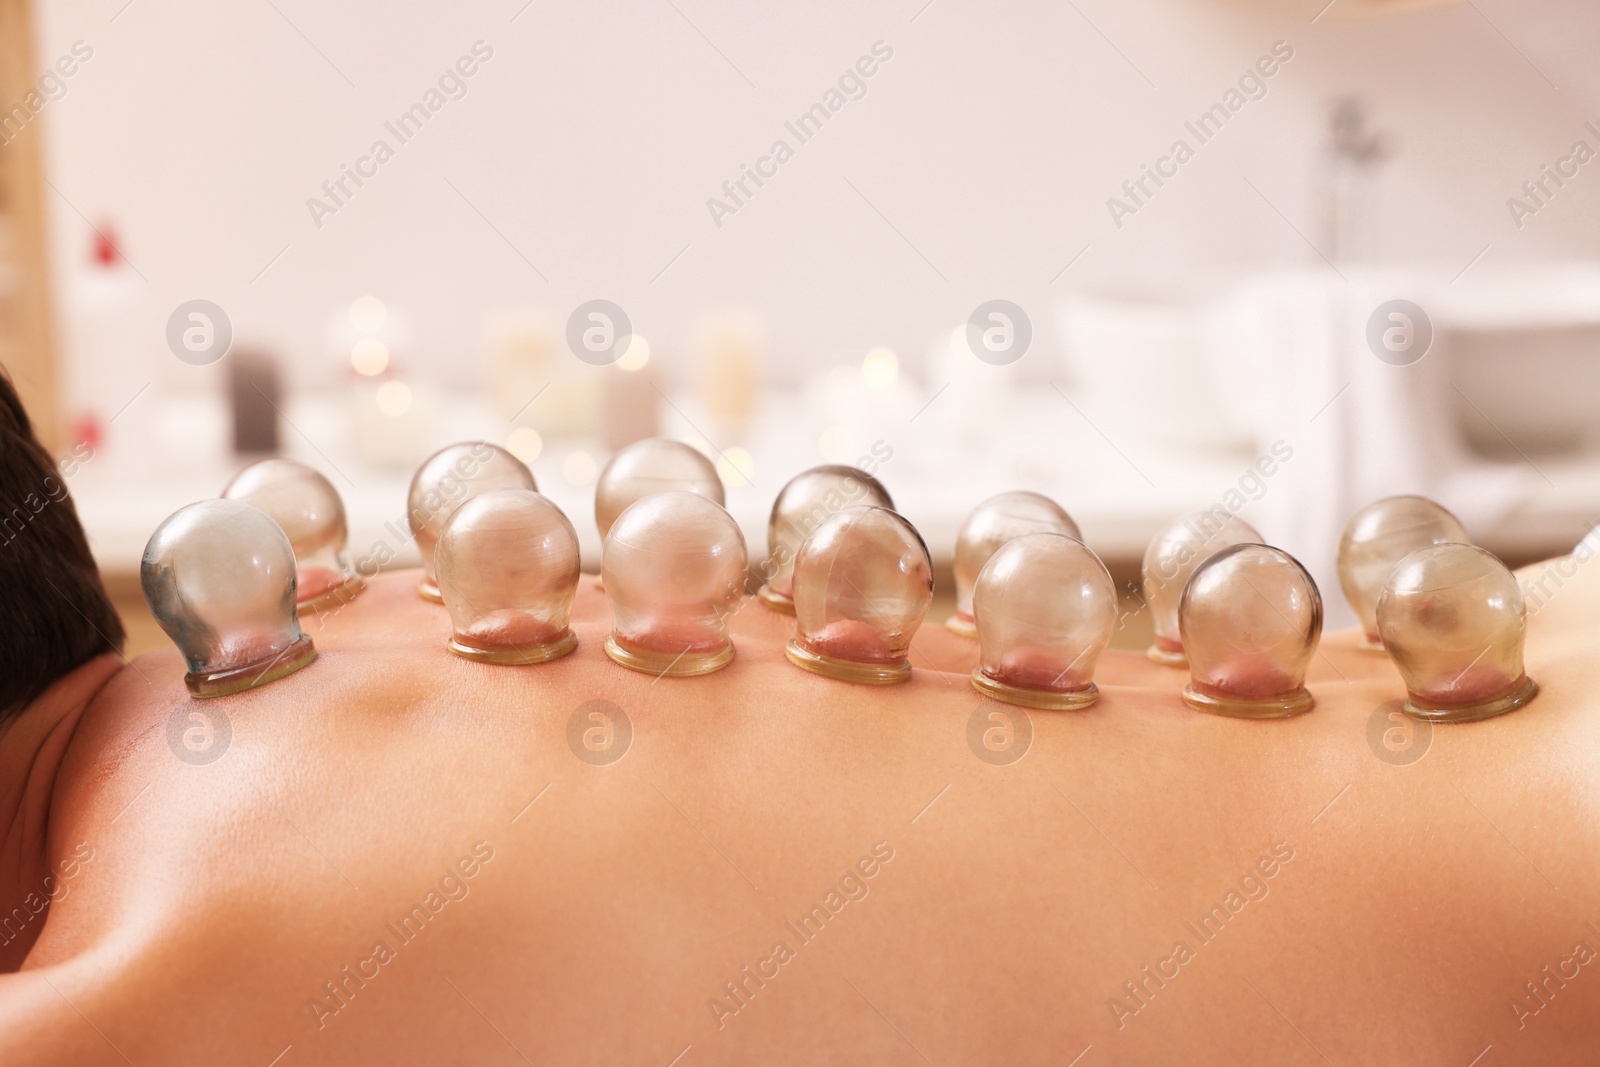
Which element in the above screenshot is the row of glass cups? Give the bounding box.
[139,440,1537,724]
[1137,496,1537,723]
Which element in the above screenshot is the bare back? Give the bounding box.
[5,554,1599,1065]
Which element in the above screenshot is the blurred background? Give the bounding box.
[3,0,1598,653]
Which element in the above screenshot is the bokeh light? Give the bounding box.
[716,446,755,487]
[375,380,411,416]
[507,426,543,464]
[862,347,898,393]
[618,334,651,372]
[351,338,390,376]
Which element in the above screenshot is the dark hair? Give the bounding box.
[0,369,124,722]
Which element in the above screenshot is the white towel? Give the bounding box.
[1205,268,1534,628]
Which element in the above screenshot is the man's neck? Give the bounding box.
[0,655,120,971]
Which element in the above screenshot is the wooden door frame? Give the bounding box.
[0,0,61,451]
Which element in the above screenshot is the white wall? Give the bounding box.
[29,0,1600,394]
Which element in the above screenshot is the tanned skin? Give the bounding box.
[0,552,1597,1065]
